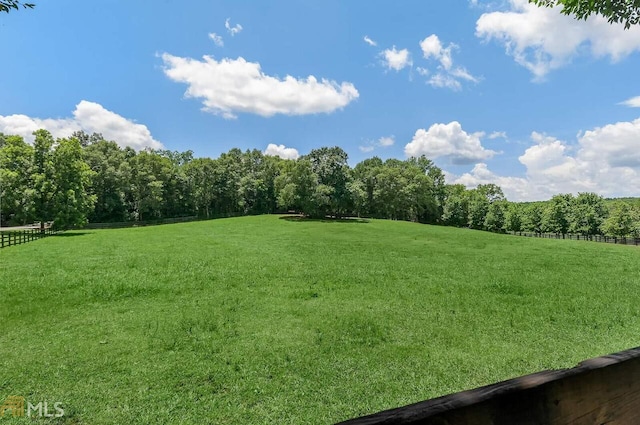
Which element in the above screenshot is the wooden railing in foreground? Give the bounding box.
[338,346,640,425]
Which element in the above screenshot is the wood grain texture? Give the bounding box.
[338,347,640,425]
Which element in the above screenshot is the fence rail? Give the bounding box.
[0,225,55,249]
[83,213,250,229]
[509,231,640,246]
[339,346,640,424]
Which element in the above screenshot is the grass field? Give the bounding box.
[2,215,640,424]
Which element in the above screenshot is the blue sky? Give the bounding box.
[1,0,640,200]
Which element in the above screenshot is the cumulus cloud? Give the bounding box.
[419,34,479,90]
[208,32,224,47]
[359,136,395,152]
[488,131,507,139]
[225,18,243,36]
[449,118,640,200]
[404,121,496,164]
[264,143,300,160]
[161,53,359,119]
[0,101,163,150]
[358,145,375,153]
[476,0,640,79]
[363,36,377,47]
[380,46,412,71]
[620,96,640,108]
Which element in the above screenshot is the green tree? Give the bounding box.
[504,202,523,232]
[530,0,640,29]
[484,201,506,232]
[184,158,217,218]
[0,0,34,13]
[304,147,351,217]
[51,137,97,228]
[467,189,489,230]
[83,139,132,222]
[523,203,545,233]
[32,129,57,229]
[601,202,635,237]
[128,151,170,221]
[543,194,574,235]
[442,184,469,227]
[0,135,34,225]
[569,192,608,236]
[275,159,321,217]
[352,157,383,217]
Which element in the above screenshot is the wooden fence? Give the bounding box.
[510,231,640,246]
[83,216,199,229]
[338,346,640,424]
[83,212,249,229]
[0,225,55,249]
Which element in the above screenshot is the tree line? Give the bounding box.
[1,129,639,237]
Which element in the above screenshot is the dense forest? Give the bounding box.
[1,130,639,237]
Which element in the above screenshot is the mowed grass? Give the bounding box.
[2,215,640,424]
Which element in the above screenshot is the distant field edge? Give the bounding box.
[338,345,640,425]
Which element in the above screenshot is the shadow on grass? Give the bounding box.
[279,215,370,224]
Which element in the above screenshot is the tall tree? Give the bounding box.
[523,203,545,233]
[51,137,97,228]
[543,194,574,235]
[484,201,506,232]
[569,192,608,236]
[0,135,34,225]
[31,129,56,229]
[530,0,640,29]
[442,184,470,227]
[602,202,635,237]
[83,139,132,222]
[505,203,523,232]
[304,147,351,217]
[352,157,383,217]
[184,158,217,218]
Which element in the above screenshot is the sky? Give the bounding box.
[1,0,640,201]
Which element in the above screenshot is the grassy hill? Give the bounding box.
[1,215,640,424]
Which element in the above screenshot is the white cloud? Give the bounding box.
[427,74,463,91]
[378,136,395,147]
[359,136,395,153]
[404,121,496,164]
[380,46,412,71]
[449,118,640,200]
[420,34,453,70]
[358,145,375,153]
[225,18,243,36]
[0,101,163,150]
[476,0,640,79]
[363,36,377,47]
[161,53,359,119]
[264,143,300,160]
[488,131,507,139]
[208,33,224,47]
[419,34,479,90]
[620,96,640,108]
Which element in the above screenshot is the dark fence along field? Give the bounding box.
[510,231,640,246]
[84,215,199,229]
[339,346,640,425]
[0,225,55,249]
[83,212,254,229]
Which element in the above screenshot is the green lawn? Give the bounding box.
[1,215,640,424]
